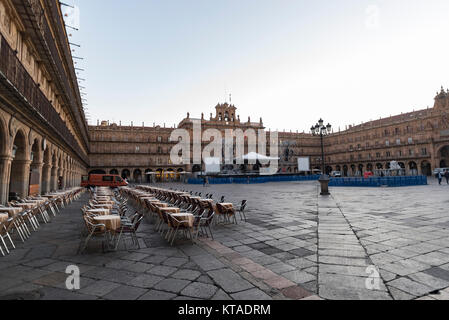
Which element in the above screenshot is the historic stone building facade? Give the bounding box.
[0,0,89,203]
[323,88,449,177]
[2,1,448,199]
[89,90,449,181]
[88,103,270,182]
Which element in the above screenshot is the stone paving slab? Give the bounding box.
[1,182,449,300]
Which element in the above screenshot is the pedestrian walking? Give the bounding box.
[437,171,443,185]
[445,170,449,184]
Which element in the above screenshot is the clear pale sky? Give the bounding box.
[67,0,449,132]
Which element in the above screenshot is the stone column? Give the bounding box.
[65,170,69,188]
[10,160,31,198]
[30,162,43,195]
[42,164,52,194]
[51,166,58,191]
[58,168,64,189]
[0,156,12,204]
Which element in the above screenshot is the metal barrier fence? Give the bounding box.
[188,175,428,187]
[188,175,321,185]
[328,176,428,187]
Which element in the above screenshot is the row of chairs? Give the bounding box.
[174,189,226,204]
[169,188,248,222]
[80,190,144,253]
[0,189,84,257]
[123,188,216,245]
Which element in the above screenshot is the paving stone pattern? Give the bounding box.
[0,180,448,300]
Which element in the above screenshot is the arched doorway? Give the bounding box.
[439,146,449,168]
[366,163,374,172]
[145,169,153,183]
[9,130,29,199]
[110,169,119,175]
[325,166,332,175]
[409,161,418,175]
[343,165,348,177]
[156,168,163,182]
[166,168,174,181]
[176,168,184,181]
[121,169,131,180]
[350,165,356,176]
[421,161,432,176]
[192,164,202,173]
[133,169,142,183]
[358,164,364,176]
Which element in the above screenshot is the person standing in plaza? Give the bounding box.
[445,170,449,184]
[437,171,443,185]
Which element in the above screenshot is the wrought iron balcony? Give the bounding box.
[12,0,89,148]
[0,32,89,164]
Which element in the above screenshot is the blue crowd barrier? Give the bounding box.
[188,175,322,185]
[188,175,428,187]
[328,176,427,188]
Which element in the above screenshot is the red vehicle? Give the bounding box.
[364,171,374,179]
[81,174,128,188]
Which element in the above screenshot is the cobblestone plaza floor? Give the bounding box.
[1,180,449,300]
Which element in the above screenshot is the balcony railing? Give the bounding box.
[0,33,88,164]
[17,0,89,148]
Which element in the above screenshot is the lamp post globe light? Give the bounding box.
[311,119,332,196]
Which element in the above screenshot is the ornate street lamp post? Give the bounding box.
[311,119,332,195]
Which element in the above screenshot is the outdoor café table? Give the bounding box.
[138,196,155,201]
[170,213,195,228]
[25,199,45,204]
[0,207,22,217]
[0,213,8,223]
[95,200,115,205]
[45,194,64,199]
[94,215,121,232]
[159,207,181,214]
[87,208,110,216]
[92,204,113,210]
[154,203,168,208]
[147,200,161,206]
[139,196,157,200]
[14,203,37,210]
[218,203,234,209]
